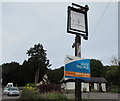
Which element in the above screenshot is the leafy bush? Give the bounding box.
[38,83,61,93]
[109,87,120,93]
[24,83,36,90]
[26,83,36,87]
[20,88,67,100]
[47,92,67,100]
[20,88,42,99]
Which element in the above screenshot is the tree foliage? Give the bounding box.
[90,59,105,77]
[106,56,120,86]
[106,66,119,85]
[46,66,64,84]
[2,43,51,86]
[27,43,51,84]
[2,62,22,86]
[2,61,37,86]
[111,56,119,66]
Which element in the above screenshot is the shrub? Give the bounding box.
[47,92,67,100]
[20,88,67,100]
[24,83,36,90]
[38,83,61,93]
[20,88,43,99]
[109,87,120,93]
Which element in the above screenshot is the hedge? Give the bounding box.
[20,88,67,100]
[20,88,42,99]
[38,83,61,93]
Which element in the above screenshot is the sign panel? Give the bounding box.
[64,55,90,80]
[71,10,86,32]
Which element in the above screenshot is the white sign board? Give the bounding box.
[71,10,85,32]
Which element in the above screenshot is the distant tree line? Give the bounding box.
[1,43,119,86]
[2,43,51,86]
[2,61,64,86]
[90,58,119,86]
[2,61,35,86]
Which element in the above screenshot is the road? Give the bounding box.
[65,92,120,100]
[2,94,20,100]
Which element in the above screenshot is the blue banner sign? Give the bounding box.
[64,55,91,80]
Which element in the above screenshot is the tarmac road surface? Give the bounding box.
[65,92,120,100]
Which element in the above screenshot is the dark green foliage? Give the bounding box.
[90,59,105,77]
[20,88,42,99]
[90,59,119,86]
[38,83,61,93]
[21,60,36,84]
[47,92,67,100]
[46,66,64,84]
[2,62,23,86]
[106,66,119,85]
[27,43,51,84]
[2,61,36,86]
[108,86,120,93]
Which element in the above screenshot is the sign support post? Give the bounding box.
[66,3,89,100]
[75,35,82,100]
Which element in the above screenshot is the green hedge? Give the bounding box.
[20,88,67,100]
[20,88,42,99]
[46,92,67,100]
[109,87,120,93]
[38,83,61,93]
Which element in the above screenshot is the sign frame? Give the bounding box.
[67,6,88,38]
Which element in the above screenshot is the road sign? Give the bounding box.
[64,55,90,80]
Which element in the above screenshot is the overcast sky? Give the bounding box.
[1,2,118,69]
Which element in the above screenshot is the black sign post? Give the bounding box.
[67,3,89,100]
[75,35,82,100]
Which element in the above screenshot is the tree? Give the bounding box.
[2,62,21,85]
[90,59,105,77]
[47,66,64,84]
[27,43,51,84]
[107,56,120,86]
[111,56,119,66]
[106,66,119,85]
[20,60,35,85]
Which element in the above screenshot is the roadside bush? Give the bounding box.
[109,87,120,93]
[20,88,42,99]
[24,83,36,90]
[20,88,67,100]
[47,92,67,100]
[38,83,61,93]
